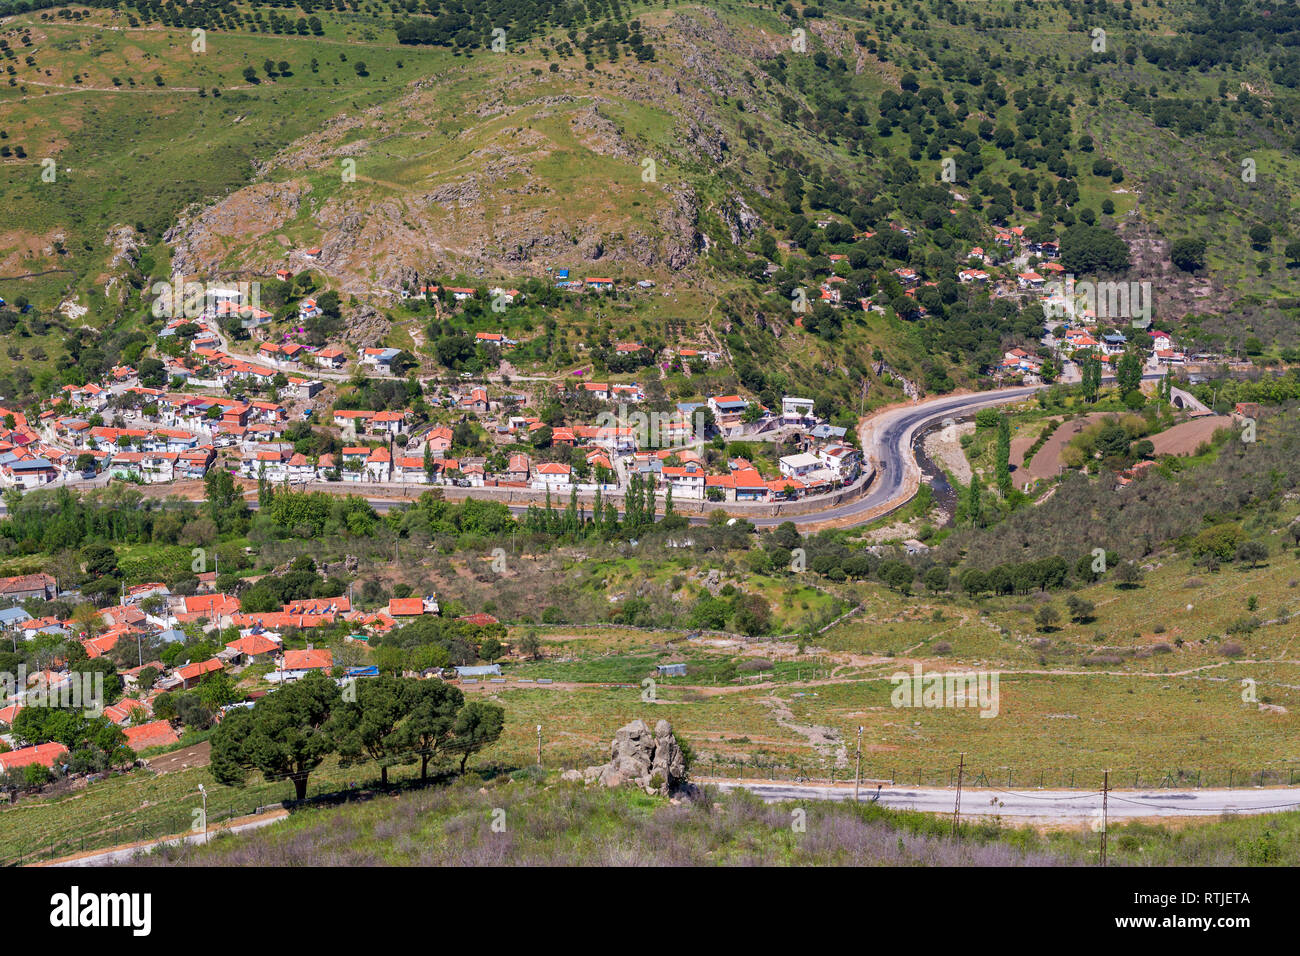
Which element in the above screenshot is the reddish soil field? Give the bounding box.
[1149,415,1233,456]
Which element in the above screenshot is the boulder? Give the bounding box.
[581,718,690,795]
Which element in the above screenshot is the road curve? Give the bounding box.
[710,780,1300,820]
[322,384,1046,530]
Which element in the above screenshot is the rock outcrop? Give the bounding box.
[571,719,689,796]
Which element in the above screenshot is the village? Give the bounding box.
[0,269,871,505]
[0,219,1229,509]
[0,564,504,777]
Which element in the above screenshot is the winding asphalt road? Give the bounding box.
[711,780,1300,820]
[297,383,1049,530]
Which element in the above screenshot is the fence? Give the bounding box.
[1,799,266,867]
[690,759,1300,792]
[0,772,345,868]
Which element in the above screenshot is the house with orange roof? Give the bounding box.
[225,632,282,662]
[175,657,224,689]
[178,593,241,627]
[0,741,68,773]
[386,597,427,617]
[660,462,707,498]
[278,648,334,680]
[731,467,769,501]
[533,462,571,489]
[103,698,151,725]
[316,347,347,369]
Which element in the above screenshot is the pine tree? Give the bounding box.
[996,414,1012,496]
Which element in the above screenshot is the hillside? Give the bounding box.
[128,771,1300,866]
[2,0,1299,412]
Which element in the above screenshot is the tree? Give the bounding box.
[1170,237,1206,272]
[197,672,239,709]
[205,468,245,531]
[1235,541,1268,568]
[1060,223,1129,273]
[995,413,1012,495]
[210,671,339,800]
[1080,352,1102,403]
[1249,224,1272,250]
[1065,594,1096,623]
[450,700,504,774]
[518,631,541,660]
[1116,350,1143,396]
[731,593,773,635]
[332,676,413,788]
[1035,604,1060,632]
[400,679,465,780]
[1113,560,1143,589]
[965,477,982,526]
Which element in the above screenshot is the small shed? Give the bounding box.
[656,663,687,677]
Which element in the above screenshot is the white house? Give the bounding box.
[779,453,822,479]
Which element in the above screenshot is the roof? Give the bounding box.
[175,658,224,681]
[226,633,281,656]
[387,598,425,616]
[183,593,240,617]
[0,572,54,595]
[282,648,334,671]
[0,742,67,772]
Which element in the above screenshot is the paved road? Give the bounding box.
[711,780,1300,820]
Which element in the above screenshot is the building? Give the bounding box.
[175,657,224,690]
[779,452,822,479]
[0,741,68,773]
[707,395,750,430]
[278,648,334,680]
[0,572,56,602]
[781,397,816,426]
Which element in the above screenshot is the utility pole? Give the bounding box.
[1100,769,1109,867]
[953,752,965,837]
[535,725,543,766]
[854,726,863,801]
[198,784,208,845]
